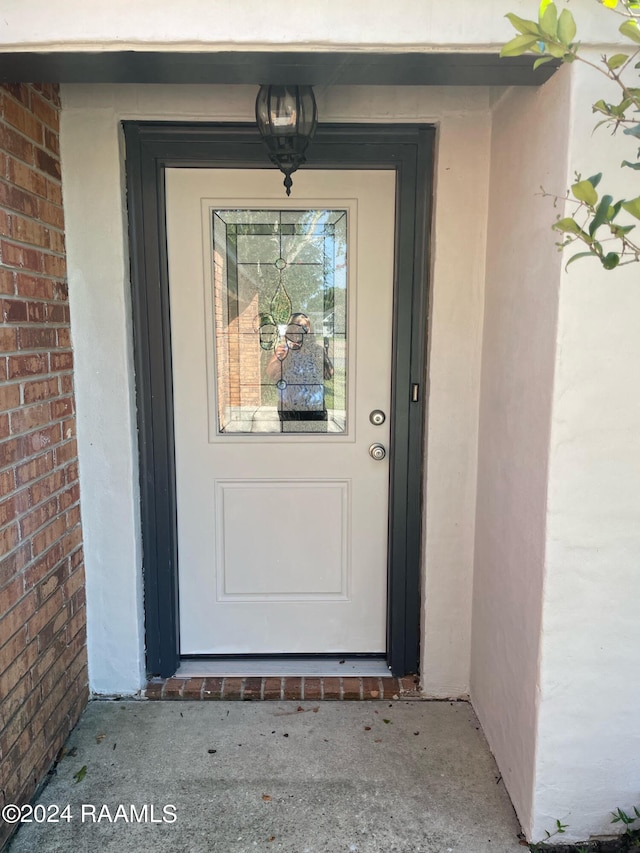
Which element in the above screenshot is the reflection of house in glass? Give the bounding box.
[322,311,335,338]
[212,209,348,434]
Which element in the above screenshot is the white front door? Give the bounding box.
[166,168,396,655]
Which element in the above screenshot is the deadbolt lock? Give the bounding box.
[369,443,387,461]
[369,409,386,426]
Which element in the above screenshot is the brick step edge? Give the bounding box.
[145,675,421,701]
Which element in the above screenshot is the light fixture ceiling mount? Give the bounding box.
[255,84,318,196]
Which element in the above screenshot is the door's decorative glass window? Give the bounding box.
[212,209,347,434]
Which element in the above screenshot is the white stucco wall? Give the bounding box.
[531,56,640,844]
[60,83,490,697]
[422,104,489,697]
[474,48,640,843]
[59,106,145,695]
[471,66,572,839]
[0,0,624,51]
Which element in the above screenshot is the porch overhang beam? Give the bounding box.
[0,51,559,86]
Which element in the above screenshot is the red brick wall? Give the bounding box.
[0,83,88,847]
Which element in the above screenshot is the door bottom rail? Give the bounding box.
[145,675,420,701]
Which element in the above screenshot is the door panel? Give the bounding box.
[166,168,396,654]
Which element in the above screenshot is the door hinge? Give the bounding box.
[411,383,420,403]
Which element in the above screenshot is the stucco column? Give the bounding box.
[474,56,640,844]
[471,65,572,840]
[530,56,640,844]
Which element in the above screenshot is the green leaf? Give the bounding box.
[611,97,634,117]
[622,196,640,219]
[620,20,640,44]
[603,252,620,270]
[557,9,577,45]
[554,217,581,233]
[540,3,558,37]
[589,195,614,235]
[606,53,629,70]
[74,765,87,784]
[572,179,598,206]
[621,160,640,170]
[612,224,636,237]
[546,41,570,58]
[587,173,603,189]
[592,99,613,116]
[500,34,540,57]
[566,251,598,270]
[623,123,640,138]
[505,13,540,35]
[612,809,634,825]
[602,0,618,7]
[534,55,555,70]
[539,0,554,16]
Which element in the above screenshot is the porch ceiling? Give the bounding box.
[0,51,558,86]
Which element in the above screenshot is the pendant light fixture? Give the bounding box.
[255,85,318,196]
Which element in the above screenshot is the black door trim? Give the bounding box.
[124,122,434,677]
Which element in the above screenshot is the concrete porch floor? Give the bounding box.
[7,699,525,853]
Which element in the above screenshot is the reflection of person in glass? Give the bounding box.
[266,313,333,421]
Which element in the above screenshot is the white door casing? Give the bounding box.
[166,168,396,654]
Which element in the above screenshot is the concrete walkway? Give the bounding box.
[7,699,525,853]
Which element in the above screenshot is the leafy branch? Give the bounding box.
[552,172,640,269]
[532,808,640,849]
[501,0,640,269]
[529,818,569,850]
[611,804,640,832]
[545,817,569,840]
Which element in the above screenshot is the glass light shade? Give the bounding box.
[255,85,318,196]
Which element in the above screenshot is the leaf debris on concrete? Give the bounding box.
[274,706,319,716]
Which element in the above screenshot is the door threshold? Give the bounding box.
[176,656,391,678]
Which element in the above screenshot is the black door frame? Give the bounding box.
[124,121,434,677]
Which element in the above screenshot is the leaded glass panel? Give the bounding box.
[212,209,347,434]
